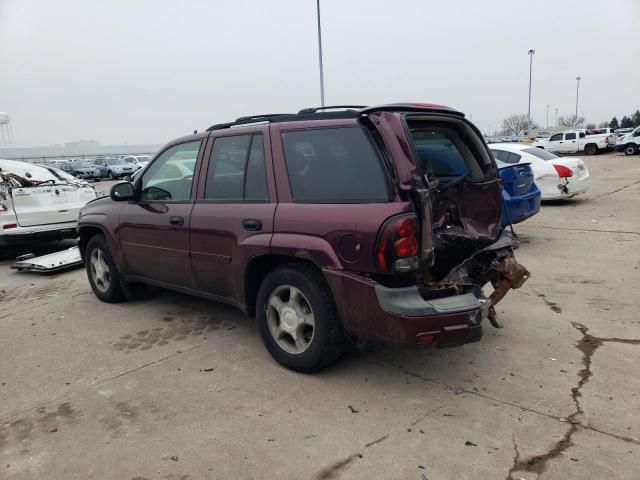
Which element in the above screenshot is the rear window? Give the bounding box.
[281,127,389,203]
[407,121,487,179]
[522,147,559,161]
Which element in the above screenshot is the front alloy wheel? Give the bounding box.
[90,248,111,293]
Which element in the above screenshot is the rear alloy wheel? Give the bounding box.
[85,234,124,302]
[257,265,345,372]
[585,144,598,155]
[624,144,638,156]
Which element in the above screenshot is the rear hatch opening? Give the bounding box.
[400,113,529,326]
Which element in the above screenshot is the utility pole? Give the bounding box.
[527,49,535,135]
[575,76,581,119]
[546,104,549,129]
[316,0,325,107]
[555,108,558,128]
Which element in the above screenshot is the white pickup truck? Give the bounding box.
[533,130,614,155]
[615,125,640,155]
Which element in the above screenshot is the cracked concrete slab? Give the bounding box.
[1,152,639,479]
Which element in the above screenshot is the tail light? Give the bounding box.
[3,223,17,230]
[553,164,574,178]
[375,215,420,273]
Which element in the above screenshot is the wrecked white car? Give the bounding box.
[0,159,97,247]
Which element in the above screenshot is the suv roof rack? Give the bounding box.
[298,105,367,114]
[205,103,464,132]
[206,110,361,131]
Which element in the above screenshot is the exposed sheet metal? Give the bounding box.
[13,246,82,273]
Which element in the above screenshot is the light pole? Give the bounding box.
[316,0,325,107]
[527,49,535,135]
[555,108,558,128]
[575,76,581,119]
[546,104,549,129]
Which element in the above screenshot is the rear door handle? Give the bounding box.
[242,219,262,231]
[169,216,184,226]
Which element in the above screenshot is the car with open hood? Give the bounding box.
[78,103,529,372]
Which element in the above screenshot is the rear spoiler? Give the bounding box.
[360,103,465,118]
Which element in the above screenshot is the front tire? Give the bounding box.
[624,144,638,156]
[585,144,598,155]
[256,264,345,372]
[85,234,124,303]
[107,170,115,180]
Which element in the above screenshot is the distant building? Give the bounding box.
[64,139,101,149]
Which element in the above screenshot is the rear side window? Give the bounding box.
[205,134,268,202]
[281,127,389,203]
[491,150,521,164]
[565,133,577,140]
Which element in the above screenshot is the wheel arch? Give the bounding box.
[244,254,326,317]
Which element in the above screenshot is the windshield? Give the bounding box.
[106,158,126,165]
[523,147,560,161]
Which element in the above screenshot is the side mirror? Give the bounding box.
[110,181,135,201]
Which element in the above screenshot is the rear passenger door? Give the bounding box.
[190,127,276,302]
[561,132,578,153]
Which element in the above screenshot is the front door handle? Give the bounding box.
[242,219,262,231]
[169,216,184,226]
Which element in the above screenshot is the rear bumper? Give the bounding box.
[323,270,484,348]
[501,189,541,226]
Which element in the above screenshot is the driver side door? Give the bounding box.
[118,139,203,288]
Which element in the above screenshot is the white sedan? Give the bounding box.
[0,159,97,246]
[488,143,590,200]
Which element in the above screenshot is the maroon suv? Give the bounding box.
[78,104,529,372]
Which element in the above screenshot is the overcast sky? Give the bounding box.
[1,0,639,147]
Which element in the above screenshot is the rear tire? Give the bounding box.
[85,234,124,303]
[256,264,345,372]
[624,144,638,156]
[585,144,598,155]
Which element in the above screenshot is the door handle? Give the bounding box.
[559,141,563,143]
[242,219,262,231]
[169,216,184,226]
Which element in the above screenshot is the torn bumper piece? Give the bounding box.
[13,246,83,273]
[324,270,483,348]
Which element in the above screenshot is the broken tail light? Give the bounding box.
[375,215,420,273]
[553,164,574,178]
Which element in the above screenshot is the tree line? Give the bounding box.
[500,109,640,135]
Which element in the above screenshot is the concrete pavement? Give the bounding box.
[1,152,638,479]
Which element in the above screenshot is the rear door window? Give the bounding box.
[281,127,389,203]
[565,133,577,140]
[204,133,269,202]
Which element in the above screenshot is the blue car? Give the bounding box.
[413,144,540,228]
[495,160,541,227]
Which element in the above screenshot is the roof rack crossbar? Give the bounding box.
[235,113,295,123]
[298,105,368,114]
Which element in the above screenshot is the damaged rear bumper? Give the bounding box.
[324,269,484,348]
[323,231,529,348]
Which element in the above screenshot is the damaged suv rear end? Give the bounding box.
[320,104,529,350]
[78,103,527,372]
